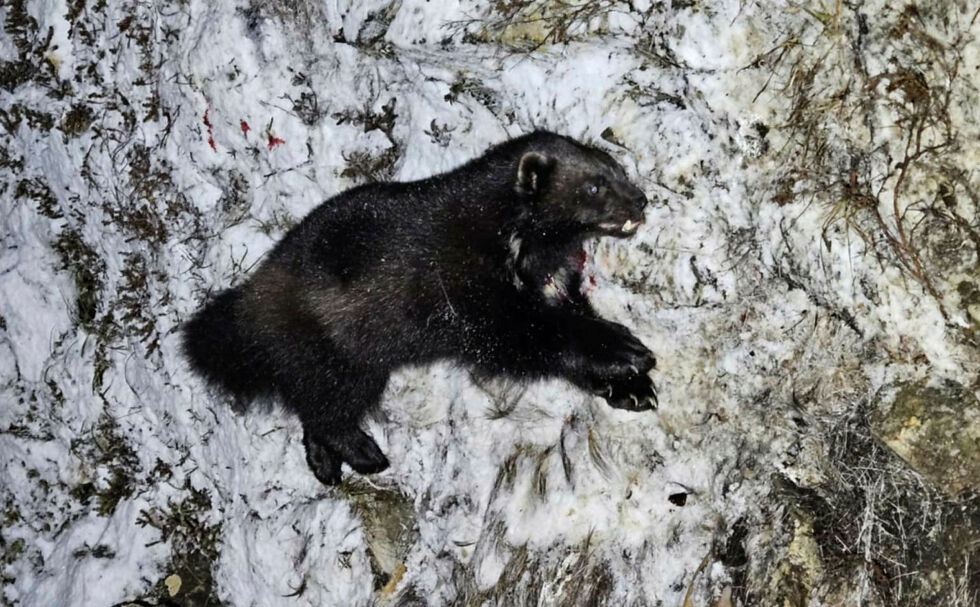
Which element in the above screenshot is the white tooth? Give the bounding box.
[622,220,637,233]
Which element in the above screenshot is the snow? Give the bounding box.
[2,0,978,606]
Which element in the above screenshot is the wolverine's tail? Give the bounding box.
[182,287,266,404]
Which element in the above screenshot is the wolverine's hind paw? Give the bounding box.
[303,428,390,486]
[304,436,343,486]
[328,428,390,475]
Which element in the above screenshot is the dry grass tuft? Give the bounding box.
[774,404,979,606]
[449,0,629,52]
[755,3,980,321]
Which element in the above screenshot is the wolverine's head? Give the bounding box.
[513,132,649,238]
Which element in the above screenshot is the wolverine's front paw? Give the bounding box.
[599,373,658,412]
[581,320,656,380]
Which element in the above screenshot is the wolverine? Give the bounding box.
[184,131,657,486]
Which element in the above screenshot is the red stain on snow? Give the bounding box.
[574,249,588,271]
[240,120,250,136]
[267,134,286,150]
[203,110,216,151]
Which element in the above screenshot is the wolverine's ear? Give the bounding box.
[516,152,553,194]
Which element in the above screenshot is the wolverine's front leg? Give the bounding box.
[470,305,657,409]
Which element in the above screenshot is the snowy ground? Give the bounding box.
[2,1,978,606]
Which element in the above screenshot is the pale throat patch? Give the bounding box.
[506,233,524,290]
[542,267,570,303]
[506,231,572,302]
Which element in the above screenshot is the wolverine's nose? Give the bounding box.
[630,190,648,212]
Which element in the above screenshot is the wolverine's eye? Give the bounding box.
[586,176,607,196]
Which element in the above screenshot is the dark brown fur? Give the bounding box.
[184,131,656,485]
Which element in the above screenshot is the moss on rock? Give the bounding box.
[872,378,980,497]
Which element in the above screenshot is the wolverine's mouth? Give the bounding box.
[598,217,644,236]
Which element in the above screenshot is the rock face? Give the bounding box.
[958,280,980,335]
[342,479,418,595]
[764,515,823,607]
[873,379,980,497]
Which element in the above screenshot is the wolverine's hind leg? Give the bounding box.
[281,362,391,485]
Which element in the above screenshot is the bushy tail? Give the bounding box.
[182,287,266,403]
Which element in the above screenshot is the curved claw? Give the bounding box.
[602,372,658,412]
